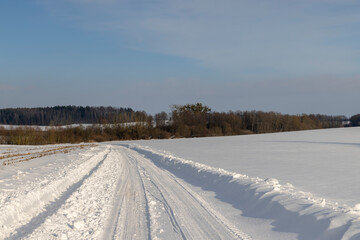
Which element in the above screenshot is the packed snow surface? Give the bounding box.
[1,127,360,239]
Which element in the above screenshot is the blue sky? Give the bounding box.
[1,0,359,116]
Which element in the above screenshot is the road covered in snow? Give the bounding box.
[0,144,251,240]
[1,128,360,239]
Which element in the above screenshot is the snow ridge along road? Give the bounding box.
[1,145,111,239]
[0,144,251,240]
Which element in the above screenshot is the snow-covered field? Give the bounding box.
[1,128,360,239]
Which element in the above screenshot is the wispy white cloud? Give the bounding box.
[41,0,360,79]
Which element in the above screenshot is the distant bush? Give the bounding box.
[350,114,360,126]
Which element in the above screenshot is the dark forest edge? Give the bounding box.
[0,104,357,145]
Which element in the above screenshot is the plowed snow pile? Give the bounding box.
[1,127,360,239]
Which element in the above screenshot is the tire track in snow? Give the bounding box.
[139,164,187,240]
[171,176,252,240]
[103,149,149,240]
[102,159,131,239]
[22,146,141,240]
[135,158,154,240]
[125,147,251,240]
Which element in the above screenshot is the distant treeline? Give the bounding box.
[0,106,134,125]
[350,114,360,127]
[0,103,351,145]
[169,103,347,137]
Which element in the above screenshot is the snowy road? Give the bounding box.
[2,138,360,239]
[0,145,250,240]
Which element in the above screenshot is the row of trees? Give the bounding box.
[170,103,346,137]
[0,106,134,125]
[0,103,350,145]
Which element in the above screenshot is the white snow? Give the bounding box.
[0,127,360,239]
[126,127,360,207]
[0,122,146,131]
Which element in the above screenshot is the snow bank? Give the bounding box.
[126,143,360,240]
[0,145,110,239]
